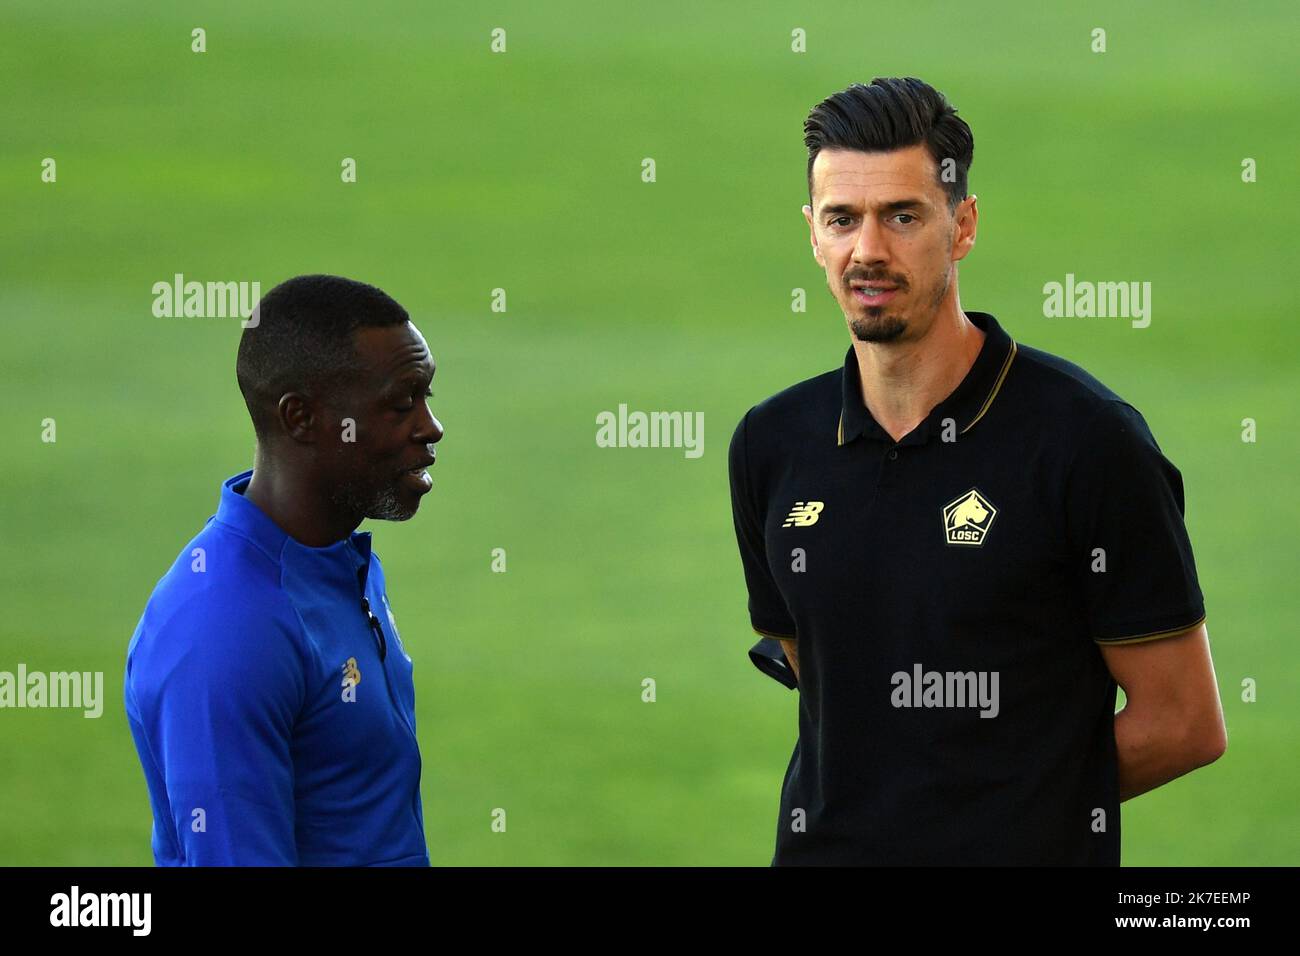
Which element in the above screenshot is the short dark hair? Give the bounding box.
[236,274,409,441]
[804,77,974,213]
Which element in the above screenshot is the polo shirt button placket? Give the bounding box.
[876,443,899,490]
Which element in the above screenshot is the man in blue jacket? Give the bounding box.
[125,274,443,866]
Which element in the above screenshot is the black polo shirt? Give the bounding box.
[728,311,1206,865]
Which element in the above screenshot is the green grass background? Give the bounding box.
[1,0,1296,865]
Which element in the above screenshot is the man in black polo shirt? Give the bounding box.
[729,78,1227,865]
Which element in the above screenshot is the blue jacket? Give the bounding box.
[125,470,429,866]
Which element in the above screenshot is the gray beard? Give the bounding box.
[330,476,415,522]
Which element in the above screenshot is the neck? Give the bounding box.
[852,300,985,444]
[243,449,360,548]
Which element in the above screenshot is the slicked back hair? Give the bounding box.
[804,77,974,213]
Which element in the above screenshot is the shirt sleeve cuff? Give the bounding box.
[1092,611,1206,645]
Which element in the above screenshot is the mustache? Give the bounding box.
[845,272,907,288]
[394,451,437,477]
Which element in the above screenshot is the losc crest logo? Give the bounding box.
[782,501,824,528]
[942,489,997,546]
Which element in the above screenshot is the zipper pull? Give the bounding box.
[361,596,387,661]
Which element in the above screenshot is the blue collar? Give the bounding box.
[214,470,373,577]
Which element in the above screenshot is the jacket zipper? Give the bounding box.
[357,571,419,743]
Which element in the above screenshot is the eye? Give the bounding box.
[894,213,916,224]
[395,387,432,412]
[829,216,852,227]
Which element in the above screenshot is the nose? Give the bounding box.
[414,406,444,447]
[851,215,890,268]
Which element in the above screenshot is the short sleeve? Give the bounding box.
[1066,401,1206,644]
[125,595,305,865]
[728,409,797,640]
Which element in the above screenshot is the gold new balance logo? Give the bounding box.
[943,489,997,546]
[782,501,825,528]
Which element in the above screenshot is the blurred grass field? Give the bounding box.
[1,0,1296,865]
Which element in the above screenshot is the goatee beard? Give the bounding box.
[850,312,907,343]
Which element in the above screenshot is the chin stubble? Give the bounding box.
[330,476,415,523]
[367,483,415,521]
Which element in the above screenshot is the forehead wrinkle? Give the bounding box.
[815,144,936,175]
[357,343,433,399]
[378,341,432,376]
[813,149,941,206]
[821,176,935,195]
[818,192,935,216]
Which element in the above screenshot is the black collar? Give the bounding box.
[838,311,1017,446]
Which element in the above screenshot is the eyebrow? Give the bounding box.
[380,369,434,397]
[819,198,929,218]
